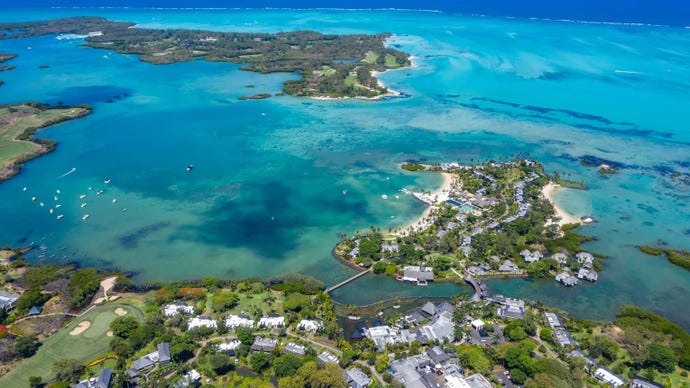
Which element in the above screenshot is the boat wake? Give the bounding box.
[58,167,77,178]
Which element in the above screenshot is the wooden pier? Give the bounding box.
[325,268,373,293]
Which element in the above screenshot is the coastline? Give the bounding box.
[0,103,92,183]
[395,171,454,236]
[310,56,416,101]
[542,182,581,226]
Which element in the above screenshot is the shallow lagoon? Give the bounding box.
[0,8,688,327]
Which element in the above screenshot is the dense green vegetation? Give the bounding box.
[615,305,690,370]
[401,162,426,171]
[639,246,690,271]
[0,17,411,98]
[68,268,101,308]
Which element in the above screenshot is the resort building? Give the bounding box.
[344,368,372,388]
[556,271,578,287]
[297,319,323,332]
[464,373,494,388]
[0,291,20,311]
[576,252,595,268]
[251,337,278,352]
[282,342,307,357]
[317,351,339,364]
[217,340,242,356]
[594,366,627,387]
[257,314,285,328]
[630,376,665,388]
[157,342,171,365]
[427,346,450,365]
[551,253,569,264]
[498,259,519,273]
[520,249,543,264]
[187,315,217,330]
[71,368,113,388]
[402,265,435,284]
[554,328,577,347]
[495,296,526,319]
[544,312,563,329]
[163,302,194,317]
[225,314,254,329]
[131,350,160,373]
[471,319,485,331]
[577,267,599,282]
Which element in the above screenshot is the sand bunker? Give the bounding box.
[114,307,127,316]
[70,321,91,336]
[106,330,113,337]
[101,276,117,296]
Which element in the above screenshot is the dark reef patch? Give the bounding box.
[119,221,172,249]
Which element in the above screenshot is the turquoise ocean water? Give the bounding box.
[0,9,689,327]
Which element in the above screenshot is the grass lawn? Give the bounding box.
[0,105,89,167]
[384,54,401,69]
[321,65,337,76]
[230,290,284,316]
[0,303,143,385]
[344,75,357,87]
[364,52,379,64]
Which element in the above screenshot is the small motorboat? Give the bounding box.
[104,179,111,184]
[22,187,27,192]
[56,214,64,220]
[96,190,103,195]
[55,204,62,209]
[49,208,54,214]
[381,195,388,200]
[342,189,347,196]
[82,214,90,221]
[81,203,87,208]
[79,194,86,200]
[112,199,117,204]
[186,164,194,172]
[39,202,45,207]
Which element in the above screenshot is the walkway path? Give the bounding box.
[325,267,372,293]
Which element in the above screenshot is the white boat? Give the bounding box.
[22,187,27,192]
[381,195,388,200]
[56,214,64,220]
[79,194,86,200]
[39,202,45,207]
[88,187,92,191]
[81,203,87,208]
[82,214,90,221]
[49,208,54,214]
[56,189,60,194]
[342,189,347,195]
[55,204,62,209]
[31,196,36,201]
[394,195,400,199]
[104,179,111,184]
[96,190,103,195]
[112,199,117,204]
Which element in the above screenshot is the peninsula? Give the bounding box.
[0,103,92,183]
[335,160,601,288]
[0,17,411,99]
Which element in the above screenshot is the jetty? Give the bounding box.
[325,267,372,293]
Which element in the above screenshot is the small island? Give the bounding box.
[335,159,602,288]
[0,17,411,99]
[639,245,690,272]
[0,103,92,182]
[0,52,16,72]
[238,93,272,101]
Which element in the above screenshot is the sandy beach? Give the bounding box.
[542,182,581,226]
[395,172,454,236]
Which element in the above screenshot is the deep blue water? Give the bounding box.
[5,0,690,26]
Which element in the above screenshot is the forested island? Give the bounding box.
[0,103,92,183]
[0,17,411,99]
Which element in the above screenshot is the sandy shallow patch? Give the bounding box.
[114,307,127,316]
[69,321,91,336]
[101,276,117,295]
